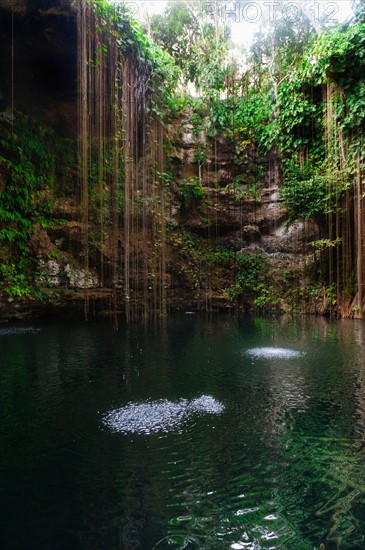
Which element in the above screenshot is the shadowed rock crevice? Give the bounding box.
[0,0,77,135]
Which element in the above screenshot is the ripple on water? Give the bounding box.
[0,327,41,336]
[230,543,262,550]
[103,395,224,435]
[152,534,203,549]
[245,347,306,360]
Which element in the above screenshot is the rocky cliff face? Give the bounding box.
[161,113,315,312]
[0,0,318,321]
[167,111,287,243]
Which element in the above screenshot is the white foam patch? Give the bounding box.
[0,327,41,336]
[245,347,305,359]
[103,395,224,435]
[189,395,225,414]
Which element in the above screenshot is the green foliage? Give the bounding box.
[150,0,222,89]
[91,0,180,115]
[179,177,206,205]
[150,0,202,83]
[230,89,275,152]
[277,79,323,155]
[280,160,328,222]
[0,264,32,297]
[277,22,365,138]
[0,114,67,298]
[0,115,55,250]
[229,253,269,302]
[165,94,189,117]
[169,228,236,298]
[298,23,365,86]
[309,238,342,250]
[342,81,365,129]
[274,20,365,241]
[226,178,260,202]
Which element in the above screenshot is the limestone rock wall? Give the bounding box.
[166,113,310,257]
[0,0,316,319]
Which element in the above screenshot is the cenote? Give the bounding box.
[1,315,365,550]
[2,1,365,548]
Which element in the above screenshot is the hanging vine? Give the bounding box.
[75,0,177,323]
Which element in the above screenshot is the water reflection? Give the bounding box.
[1,316,365,549]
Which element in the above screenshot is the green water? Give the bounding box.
[1,315,365,549]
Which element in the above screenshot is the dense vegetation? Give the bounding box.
[0,0,364,318]
[148,0,365,316]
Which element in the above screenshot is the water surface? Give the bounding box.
[1,315,365,549]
